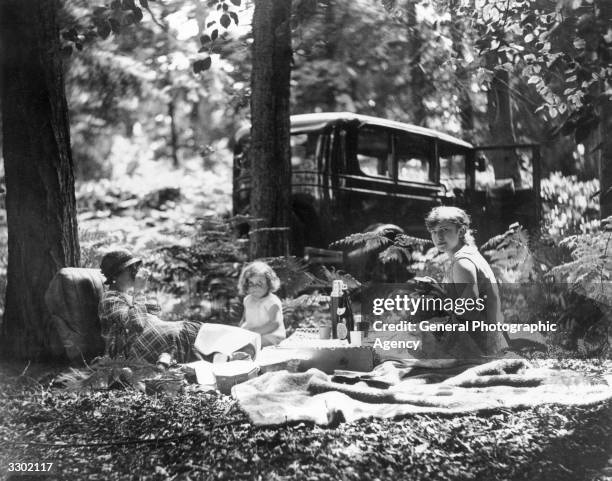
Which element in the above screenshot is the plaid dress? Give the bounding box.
[98,290,201,363]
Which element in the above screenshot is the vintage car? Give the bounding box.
[233,112,540,258]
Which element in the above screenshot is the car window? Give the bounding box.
[357,127,392,178]
[395,131,434,183]
[440,154,466,190]
[291,133,319,170]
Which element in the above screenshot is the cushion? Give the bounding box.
[44,268,105,361]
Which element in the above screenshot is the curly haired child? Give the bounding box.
[237,261,286,347]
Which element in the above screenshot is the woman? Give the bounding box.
[98,249,200,364]
[424,206,507,356]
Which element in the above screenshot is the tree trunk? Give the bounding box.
[598,0,612,219]
[0,0,80,361]
[486,60,521,185]
[168,99,179,168]
[249,0,292,259]
[451,16,474,136]
[406,0,426,125]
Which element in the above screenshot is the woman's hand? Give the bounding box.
[134,267,151,293]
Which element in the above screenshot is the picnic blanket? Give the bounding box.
[232,358,612,426]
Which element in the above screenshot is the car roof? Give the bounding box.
[234,112,473,149]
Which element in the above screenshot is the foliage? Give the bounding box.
[61,0,244,182]
[550,216,612,307]
[479,220,611,356]
[456,0,612,142]
[331,229,433,282]
[541,171,600,237]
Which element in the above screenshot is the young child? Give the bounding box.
[237,261,286,347]
[424,206,507,356]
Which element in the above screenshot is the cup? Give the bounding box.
[355,320,369,336]
[349,331,362,346]
[319,325,331,339]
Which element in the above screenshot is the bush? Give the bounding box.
[541,172,600,238]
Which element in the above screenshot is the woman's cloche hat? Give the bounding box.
[100,249,142,284]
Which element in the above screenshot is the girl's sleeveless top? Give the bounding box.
[444,244,507,354]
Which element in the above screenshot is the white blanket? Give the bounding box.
[232,358,612,426]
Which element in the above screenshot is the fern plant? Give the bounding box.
[480,219,611,357]
[331,227,432,282]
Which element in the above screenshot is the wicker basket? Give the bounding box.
[213,361,260,395]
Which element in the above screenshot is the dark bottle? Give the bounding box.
[331,280,355,341]
[330,280,343,339]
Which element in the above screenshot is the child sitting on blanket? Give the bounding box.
[237,261,286,347]
[424,206,508,356]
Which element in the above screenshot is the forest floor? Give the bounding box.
[0,359,611,481]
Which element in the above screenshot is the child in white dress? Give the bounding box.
[237,261,286,347]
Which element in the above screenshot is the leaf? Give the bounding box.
[211,29,219,41]
[123,12,135,25]
[139,0,149,8]
[122,0,136,10]
[108,18,121,33]
[97,20,112,39]
[230,0,241,5]
[229,11,239,25]
[132,7,143,22]
[200,34,211,44]
[220,14,231,29]
[193,57,212,73]
[207,20,216,28]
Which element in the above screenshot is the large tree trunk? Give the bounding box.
[249,0,292,259]
[486,61,521,185]
[0,0,80,361]
[598,0,612,219]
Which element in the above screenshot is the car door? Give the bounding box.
[392,130,444,237]
[338,124,400,237]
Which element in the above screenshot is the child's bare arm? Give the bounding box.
[246,305,281,335]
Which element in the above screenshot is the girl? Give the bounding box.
[425,206,507,356]
[98,249,200,364]
[237,261,286,347]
